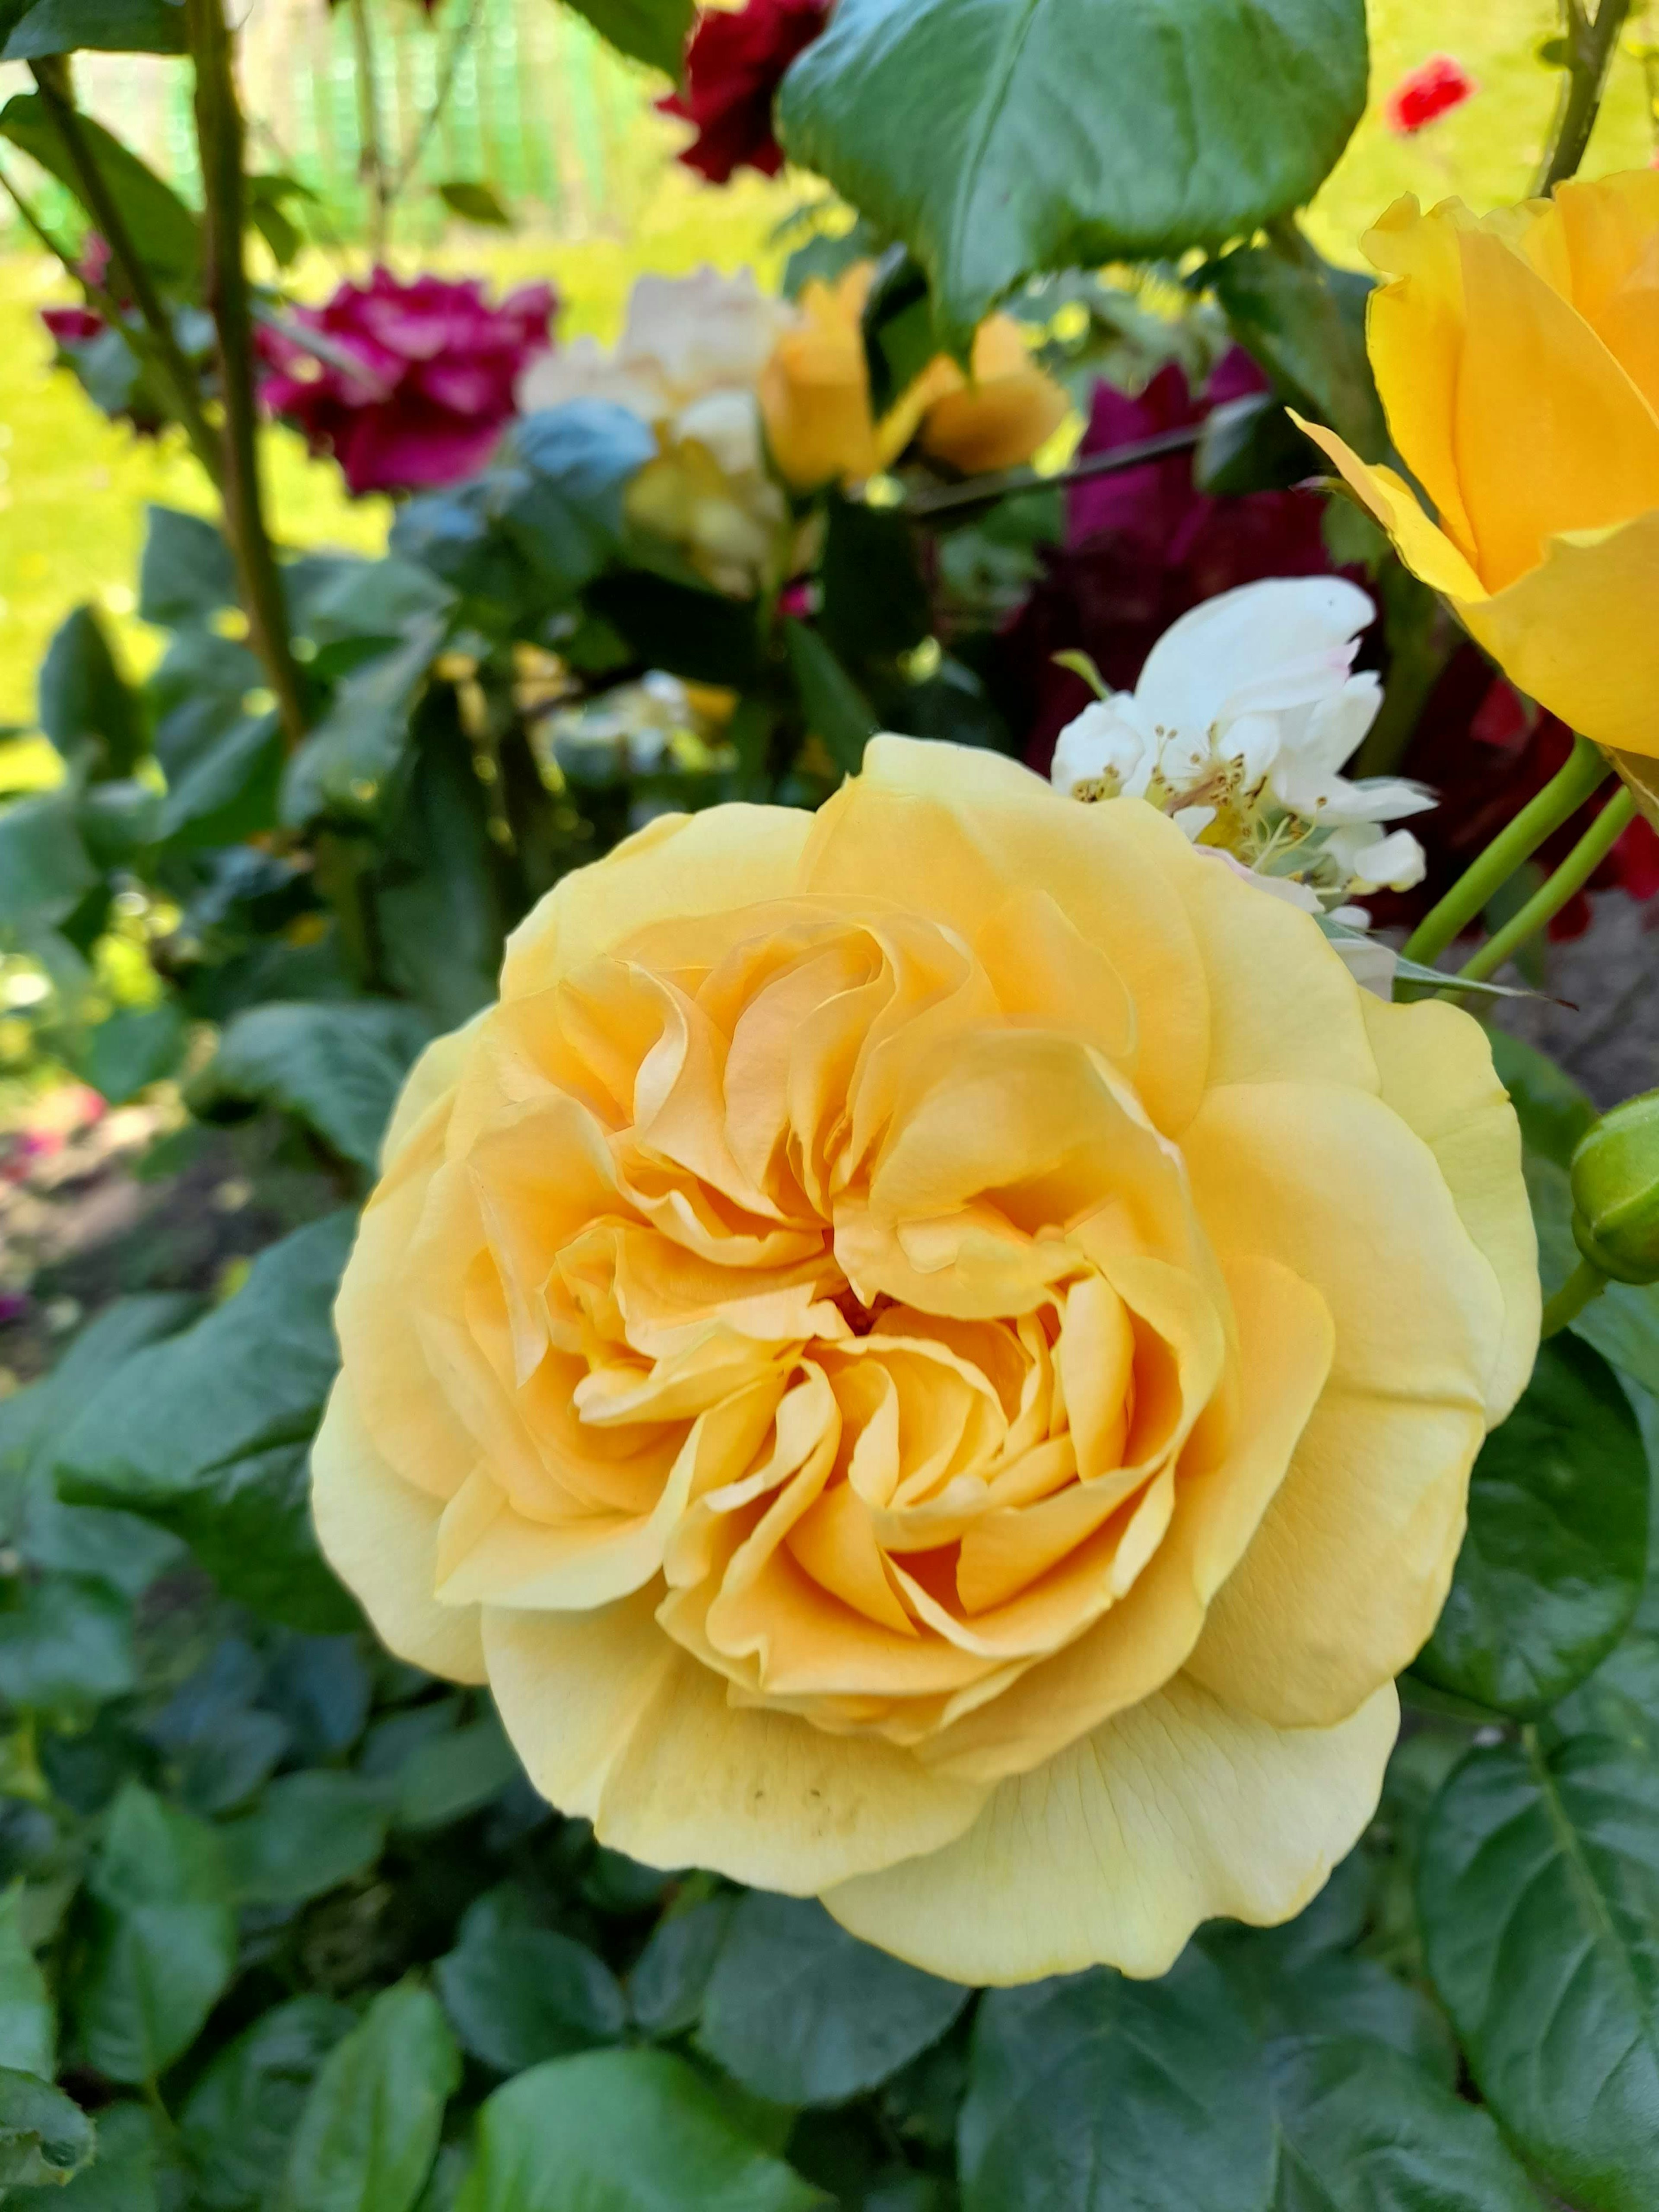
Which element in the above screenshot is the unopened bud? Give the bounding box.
[1570,1088,1659,1284]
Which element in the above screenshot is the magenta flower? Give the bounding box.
[259,267,557,497]
[41,234,118,348]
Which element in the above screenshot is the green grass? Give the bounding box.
[0,0,1650,733]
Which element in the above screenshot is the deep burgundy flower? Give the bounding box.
[1384,53,1477,136]
[1366,654,1659,943]
[999,350,1332,770]
[658,0,831,184]
[41,233,118,349]
[259,267,556,497]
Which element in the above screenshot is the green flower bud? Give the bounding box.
[1570,1088,1659,1284]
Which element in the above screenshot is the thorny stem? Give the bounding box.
[1538,0,1633,192]
[187,0,309,750]
[1402,735,1611,967]
[1450,787,1637,985]
[27,61,224,487]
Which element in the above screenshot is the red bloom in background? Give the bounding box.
[999,350,1332,770]
[259,268,556,497]
[1368,658,1659,942]
[1384,54,1476,136]
[41,233,118,349]
[658,0,831,184]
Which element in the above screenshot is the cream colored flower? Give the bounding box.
[314,738,1535,1986]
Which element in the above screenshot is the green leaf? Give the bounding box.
[76,777,163,867]
[1264,2035,1539,2211]
[138,506,236,629]
[585,571,761,688]
[559,0,691,78]
[436,1888,626,2075]
[0,1573,135,1717]
[394,1713,520,1831]
[76,1782,236,2084]
[0,2068,93,2187]
[699,1894,967,2107]
[1419,1734,1659,2212]
[2,0,186,57]
[778,0,1369,350]
[279,1980,461,2212]
[0,792,96,930]
[190,999,434,1172]
[453,2047,825,2212]
[435,179,512,228]
[501,404,658,601]
[783,620,876,777]
[221,1772,390,1906]
[629,1894,738,2040]
[1526,1144,1659,1397]
[0,1887,54,2080]
[1415,1333,1649,1715]
[38,604,144,779]
[71,1002,188,1106]
[1208,232,1386,458]
[372,703,509,1030]
[54,1212,360,1632]
[959,1950,1274,2212]
[37,2101,174,2209]
[0,94,198,293]
[182,1995,356,2209]
[281,619,447,828]
[819,495,931,670]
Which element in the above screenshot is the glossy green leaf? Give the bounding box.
[1419,1735,1659,2212]
[1415,1333,1648,1715]
[819,496,931,670]
[454,2048,825,2212]
[435,179,512,227]
[0,1573,134,1716]
[182,1995,356,2210]
[76,777,162,867]
[700,1894,967,2107]
[2,0,186,57]
[190,999,434,1172]
[0,792,95,929]
[436,1888,626,2074]
[41,2101,172,2209]
[585,570,761,688]
[629,1894,737,2040]
[560,0,691,78]
[0,1887,54,2079]
[372,700,509,1029]
[54,1211,360,1631]
[1265,2035,1538,2211]
[76,1782,236,2084]
[138,505,236,629]
[0,2067,93,2187]
[281,618,447,827]
[222,1773,389,1906]
[279,1980,461,2212]
[394,1713,519,1831]
[783,620,876,777]
[958,1950,1274,2212]
[0,94,199,292]
[500,403,657,600]
[778,0,1368,350]
[38,604,143,779]
[71,1001,188,1106]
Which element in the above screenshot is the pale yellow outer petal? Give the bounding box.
[1357,994,1539,1423]
[822,1677,1398,1985]
[311,1376,487,1684]
[500,803,815,1003]
[380,1013,481,1173]
[484,1603,988,1891]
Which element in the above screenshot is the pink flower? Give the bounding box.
[259,267,557,497]
[658,0,831,184]
[1384,54,1476,136]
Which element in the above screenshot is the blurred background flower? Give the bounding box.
[1384,53,1478,137]
[658,0,834,182]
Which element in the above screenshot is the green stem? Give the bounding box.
[27,61,223,487]
[1402,734,1610,967]
[347,0,390,261]
[1539,0,1633,191]
[391,0,486,197]
[1452,787,1637,984]
[1541,1256,1609,1337]
[187,0,309,752]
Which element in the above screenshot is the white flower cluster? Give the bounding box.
[1050,578,1432,922]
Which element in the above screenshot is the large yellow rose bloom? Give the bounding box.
[1296,172,1659,760]
[313,738,1536,1985]
[758,264,1068,491]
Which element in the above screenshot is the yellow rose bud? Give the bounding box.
[758,264,883,490]
[916,314,1071,474]
[1292,172,1659,760]
[314,738,1536,1986]
[1571,1088,1659,1284]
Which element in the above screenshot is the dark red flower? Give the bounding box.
[1366,655,1659,942]
[41,233,119,348]
[658,0,831,184]
[999,350,1333,769]
[1384,54,1476,137]
[258,267,556,497]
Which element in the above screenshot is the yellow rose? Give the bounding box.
[1295,173,1659,760]
[759,264,1069,491]
[313,738,1536,1985]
